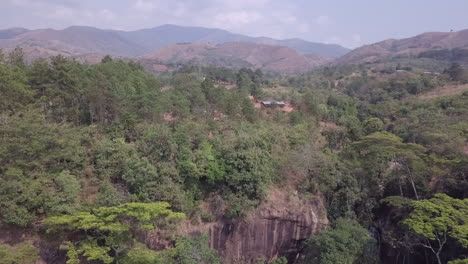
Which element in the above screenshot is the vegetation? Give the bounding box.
[0,242,39,264]
[45,202,185,264]
[284,59,468,263]
[121,234,221,264]
[403,194,468,264]
[303,218,376,264]
[0,48,467,263]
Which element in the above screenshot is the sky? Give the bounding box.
[1,0,468,48]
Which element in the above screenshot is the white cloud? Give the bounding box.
[352,34,362,43]
[173,3,186,17]
[326,36,343,45]
[9,0,80,8]
[281,15,297,25]
[220,0,270,9]
[298,23,310,33]
[316,15,331,26]
[4,0,347,46]
[51,7,74,19]
[99,9,116,21]
[325,34,363,48]
[134,0,156,12]
[9,0,43,8]
[214,11,263,28]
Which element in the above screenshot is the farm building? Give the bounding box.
[261,100,286,108]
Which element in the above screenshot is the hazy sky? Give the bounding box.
[2,0,468,48]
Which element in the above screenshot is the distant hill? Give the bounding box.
[338,29,468,64]
[0,28,29,39]
[0,24,349,58]
[141,42,332,73]
[118,24,349,57]
[0,26,143,57]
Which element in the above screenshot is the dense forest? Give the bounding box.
[0,47,467,264]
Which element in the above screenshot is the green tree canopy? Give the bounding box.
[0,242,40,264]
[445,63,465,81]
[303,218,376,264]
[44,202,185,264]
[362,117,384,135]
[403,194,468,264]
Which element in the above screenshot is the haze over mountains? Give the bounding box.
[0,24,349,57]
[1,24,468,72]
[338,29,468,64]
[141,42,332,73]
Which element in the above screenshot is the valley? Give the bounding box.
[0,20,468,264]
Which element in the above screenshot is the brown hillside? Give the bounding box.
[143,42,332,73]
[338,29,468,64]
[0,27,142,57]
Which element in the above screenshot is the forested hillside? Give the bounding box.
[0,47,467,264]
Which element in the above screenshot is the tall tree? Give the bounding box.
[403,194,468,264]
[0,242,39,264]
[0,49,5,63]
[351,132,430,200]
[7,46,25,69]
[445,63,465,81]
[44,202,185,264]
[303,218,377,264]
[0,59,32,113]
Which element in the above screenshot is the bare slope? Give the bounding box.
[117,24,350,57]
[338,29,468,64]
[0,25,349,58]
[142,42,333,73]
[0,26,142,57]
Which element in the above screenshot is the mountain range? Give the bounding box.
[1,25,468,72]
[0,24,349,58]
[338,29,468,64]
[141,42,332,73]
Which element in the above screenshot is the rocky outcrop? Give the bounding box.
[169,189,328,263]
[2,190,327,264]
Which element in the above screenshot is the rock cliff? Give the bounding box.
[145,188,328,263]
[2,189,327,264]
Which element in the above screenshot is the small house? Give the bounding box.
[261,100,286,108]
[276,101,286,108]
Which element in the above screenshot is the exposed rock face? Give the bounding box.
[174,189,328,263]
[2,190,327,264]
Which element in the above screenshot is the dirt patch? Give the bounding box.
[266,85,294,94]
[279,102,294,112]
[213,110,224,120]
[163,112,175,121]
[419,84,468,100]
[161,85,173,91]
[319,121,341,131]
[463,142,468,155]
[249,95,262,109]
[214,81,236,90]
[80,175,99,203]
[152,64,168,72]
